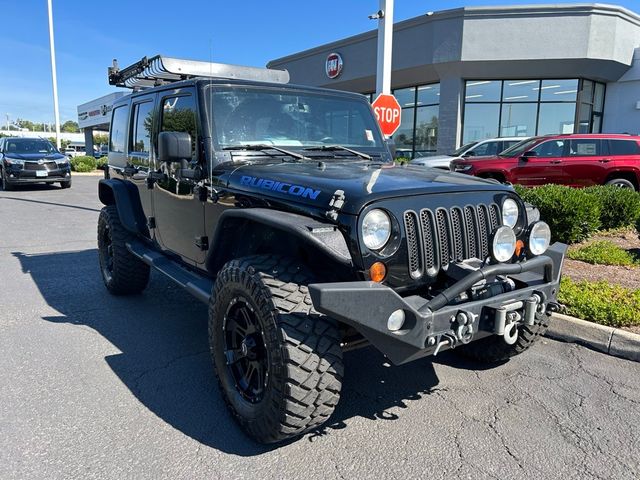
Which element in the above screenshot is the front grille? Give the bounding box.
[403,203,500,279]
[24,161,57,171]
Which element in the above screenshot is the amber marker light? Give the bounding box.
[515,239,525,257]
[369,262,387,282]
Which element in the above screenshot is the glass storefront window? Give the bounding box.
[538,103,576,135]
[500,103,537,137]
[414,105,439,152]
[502,80,539,102]
[462,79,604,145]
[417,84,440,106]
[463,104,500,142]
[392,107,415,158]
[465,80,501,102]
[540,79,578,102]
[393,87,416,108]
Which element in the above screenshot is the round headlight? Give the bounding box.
[362,209,391,250]
[528,221,551,256]
[502,198,519,228]
[492,226,517,263]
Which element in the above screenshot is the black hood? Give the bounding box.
[5,152,66,161]
[226,160,511,215]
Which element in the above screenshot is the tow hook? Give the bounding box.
[495,294,543,345]
[431,311,476,356]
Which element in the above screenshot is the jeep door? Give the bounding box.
[152,88,207,265]
[561,139,606,187]
[127,94,156,218]
[511,139,566,186]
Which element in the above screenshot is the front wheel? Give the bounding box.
[97,205,150,295]
[1,169,14,191]
[209,255,343,444]
[60,179,71,189]
[456,312,551,363]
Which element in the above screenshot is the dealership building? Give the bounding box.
[268,3,640,157]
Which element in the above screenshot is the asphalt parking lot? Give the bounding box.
[1,175,639,480]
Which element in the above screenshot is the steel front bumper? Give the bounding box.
[309,242,567,365]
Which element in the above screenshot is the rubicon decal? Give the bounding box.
[239,176,321,200]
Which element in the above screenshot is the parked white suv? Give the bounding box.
[410,136,529,169]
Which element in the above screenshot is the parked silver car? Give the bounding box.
[410,136,529,169]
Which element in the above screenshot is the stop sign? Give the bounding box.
[371,94,402,136]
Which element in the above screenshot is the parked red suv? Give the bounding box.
[450,134,640,190]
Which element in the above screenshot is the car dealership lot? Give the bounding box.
[1,176,640,480]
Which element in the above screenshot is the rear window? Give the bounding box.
[110,105,129,153]
[609,139,640,156]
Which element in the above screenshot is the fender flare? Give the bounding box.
[205,208,353,274]
[98,179,149,236]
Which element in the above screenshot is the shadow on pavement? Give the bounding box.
[0,196,101,213]
[15,248,442,455]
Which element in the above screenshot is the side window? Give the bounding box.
[532,140,566,157]
[609,140,640,156]
[130,102,154,154]
[502,140,520,152]
[569,139,600,156]
[471,141,498,156]
[161,95,197,159]
[110,105,129,153]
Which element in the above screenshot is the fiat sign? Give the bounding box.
[371,94,402,136]
[325,53,343,79]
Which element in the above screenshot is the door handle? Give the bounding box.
[550,160,562,164]
[599,158,611,163]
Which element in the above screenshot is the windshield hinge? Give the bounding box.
[325,190,345,221]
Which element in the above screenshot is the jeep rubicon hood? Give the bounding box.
[226,160,510,215]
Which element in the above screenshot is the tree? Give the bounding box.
[61,120,80,133]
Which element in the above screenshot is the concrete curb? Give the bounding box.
[546,313,640,362]
[71,171,103,176]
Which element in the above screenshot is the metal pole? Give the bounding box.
[47,0,61,149]
[375,0,394,96]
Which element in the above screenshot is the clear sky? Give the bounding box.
[2,0,640,125]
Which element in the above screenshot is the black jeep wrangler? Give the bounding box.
[97,56,566,443]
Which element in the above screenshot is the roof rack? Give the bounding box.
[108,55,290,89]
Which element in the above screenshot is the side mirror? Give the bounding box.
[522,150,537,158]
[158,131,192,162]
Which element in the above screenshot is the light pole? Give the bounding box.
[47,0,61,149]
[371,0,394,96]
[5,113,9,131]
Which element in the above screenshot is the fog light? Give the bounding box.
[387,309,405,331]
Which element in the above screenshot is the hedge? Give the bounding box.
[515,184,640,244]
[558,278,640,327]
[567,240,639,266]
[70,155,97,172]
[515,184,601,244]
[96,156,108,169]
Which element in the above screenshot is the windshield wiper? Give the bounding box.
[223,144,311,162]
[303,145,372,161]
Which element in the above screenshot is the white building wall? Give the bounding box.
[603,47,640,135]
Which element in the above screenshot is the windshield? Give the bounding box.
[206,87,384,150]
[499,137,541,157]
[452,141,477,156]
[4,138,58,155]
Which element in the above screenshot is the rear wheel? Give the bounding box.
[209,255,343,443]
[605,178,636,190]
[97,205,150,295]
[456,312,551,363]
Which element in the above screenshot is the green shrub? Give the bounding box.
[568,240,639,266]
[395,157,410,165]
[583,185,640,230]
[637,216,640,239]
[96,156,108,169]
[70,155,97,172]
[515,185,600,244]
[558,277,640,327]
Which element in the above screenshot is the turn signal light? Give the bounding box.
[515,240,525,257]
[369,262,387,282]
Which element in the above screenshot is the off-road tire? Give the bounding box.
[97,205,150,295]
[209,255,343,444]
[1,169,14,191]
[456,312,551,363]
[60,179,72,189]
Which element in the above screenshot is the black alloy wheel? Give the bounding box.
[223,296,269,403]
